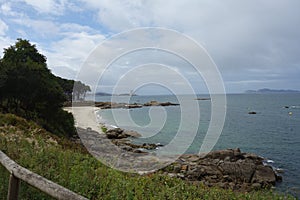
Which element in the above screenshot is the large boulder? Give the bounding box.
[106,128,142,139]
[161,148,281,191]
[106,128,125,139]
[252,165,277,186]
[123,130,142,138]
[219,161,256,182]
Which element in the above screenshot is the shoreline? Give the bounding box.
[64,106,103,134]
[65,105,283,192]
[65,106,163,152]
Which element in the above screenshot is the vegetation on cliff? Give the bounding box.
[0,39,90,137]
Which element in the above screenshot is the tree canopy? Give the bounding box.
[73,81,91,101]
[0,39,90,137]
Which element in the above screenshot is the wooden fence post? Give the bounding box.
[7,173,20,200]
[1,151,88,200]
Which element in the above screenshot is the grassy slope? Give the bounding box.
[0,113,295,200]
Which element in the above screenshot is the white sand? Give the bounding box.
[64,106,103,134]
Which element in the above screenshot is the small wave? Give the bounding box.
[275,168,284,174]
[266,159,275,163]
[102,124,119,129]
[291,105,300,109]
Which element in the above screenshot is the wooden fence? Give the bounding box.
[0,150,88,200]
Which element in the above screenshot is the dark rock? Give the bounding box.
[251,183,261,190]
[160,102,179,106]
[252,165,277,186]
[105,127,162,153]
[276,174,283,182]
[181,165,188,171]
[195,98,211,101]
[143,101,179,107]
[205,148,240,160]
[160,148,281,191]
[120,145,133,151]
[106,128,126,139]
[95,101,179,109]
[248,111,257,114]
[219,162,256,182]
[222,175,232,182]
[123,130,142,138]
[106,128,142,139]
[124,103,143,109]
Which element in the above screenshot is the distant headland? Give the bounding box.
[95,91,138,96]
[95,92,138,96]
[245,88,300,94]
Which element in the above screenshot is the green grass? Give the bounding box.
[0,113,295,200]
[101,126,107,133]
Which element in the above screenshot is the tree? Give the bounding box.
[0,39,76,137]
[73,81,91,101]
[54,76,75,102]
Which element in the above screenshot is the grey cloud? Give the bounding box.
[1,0,300,93]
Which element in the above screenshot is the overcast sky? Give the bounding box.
[0,0,300,94]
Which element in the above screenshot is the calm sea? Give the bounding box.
[93,93,300,197]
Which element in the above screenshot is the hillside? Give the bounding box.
[245,88,300,93]
[0,113,294,200]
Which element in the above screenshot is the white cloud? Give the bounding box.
[0,2,17,16]
[45,31,105,79]
[80,0,153,31]
[0,36,14,57]
[2,6,106,79]
[0,19,8,36]
[1,0,300,92]
[12,18,60,38]
[23,0,67,15]
[59,23,97,35]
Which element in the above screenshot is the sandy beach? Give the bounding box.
[64,106,103,134]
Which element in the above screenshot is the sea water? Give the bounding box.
[94,93,300,197]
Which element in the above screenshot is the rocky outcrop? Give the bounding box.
[195,98,211,101]
[78,125,283,192]
[112,140,161,151]
[161,148,282,191]
[94,101,179,109]
[104,128,162,152]
[105,128,142,139]
[143,101,179,107]
[96,102,143,109]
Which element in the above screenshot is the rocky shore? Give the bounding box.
[67,106,283,192]
[95,100,179,109]
[101,126,282,191]
[104,127,163,153]
[161,148,282,191]
[67,100,179,109]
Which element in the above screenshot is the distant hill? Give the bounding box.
[118,93,138,96]
[95,92,112,96]
[94,92,139,96]
[245,88,300,94]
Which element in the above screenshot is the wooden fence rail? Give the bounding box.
[0,150,88,200]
